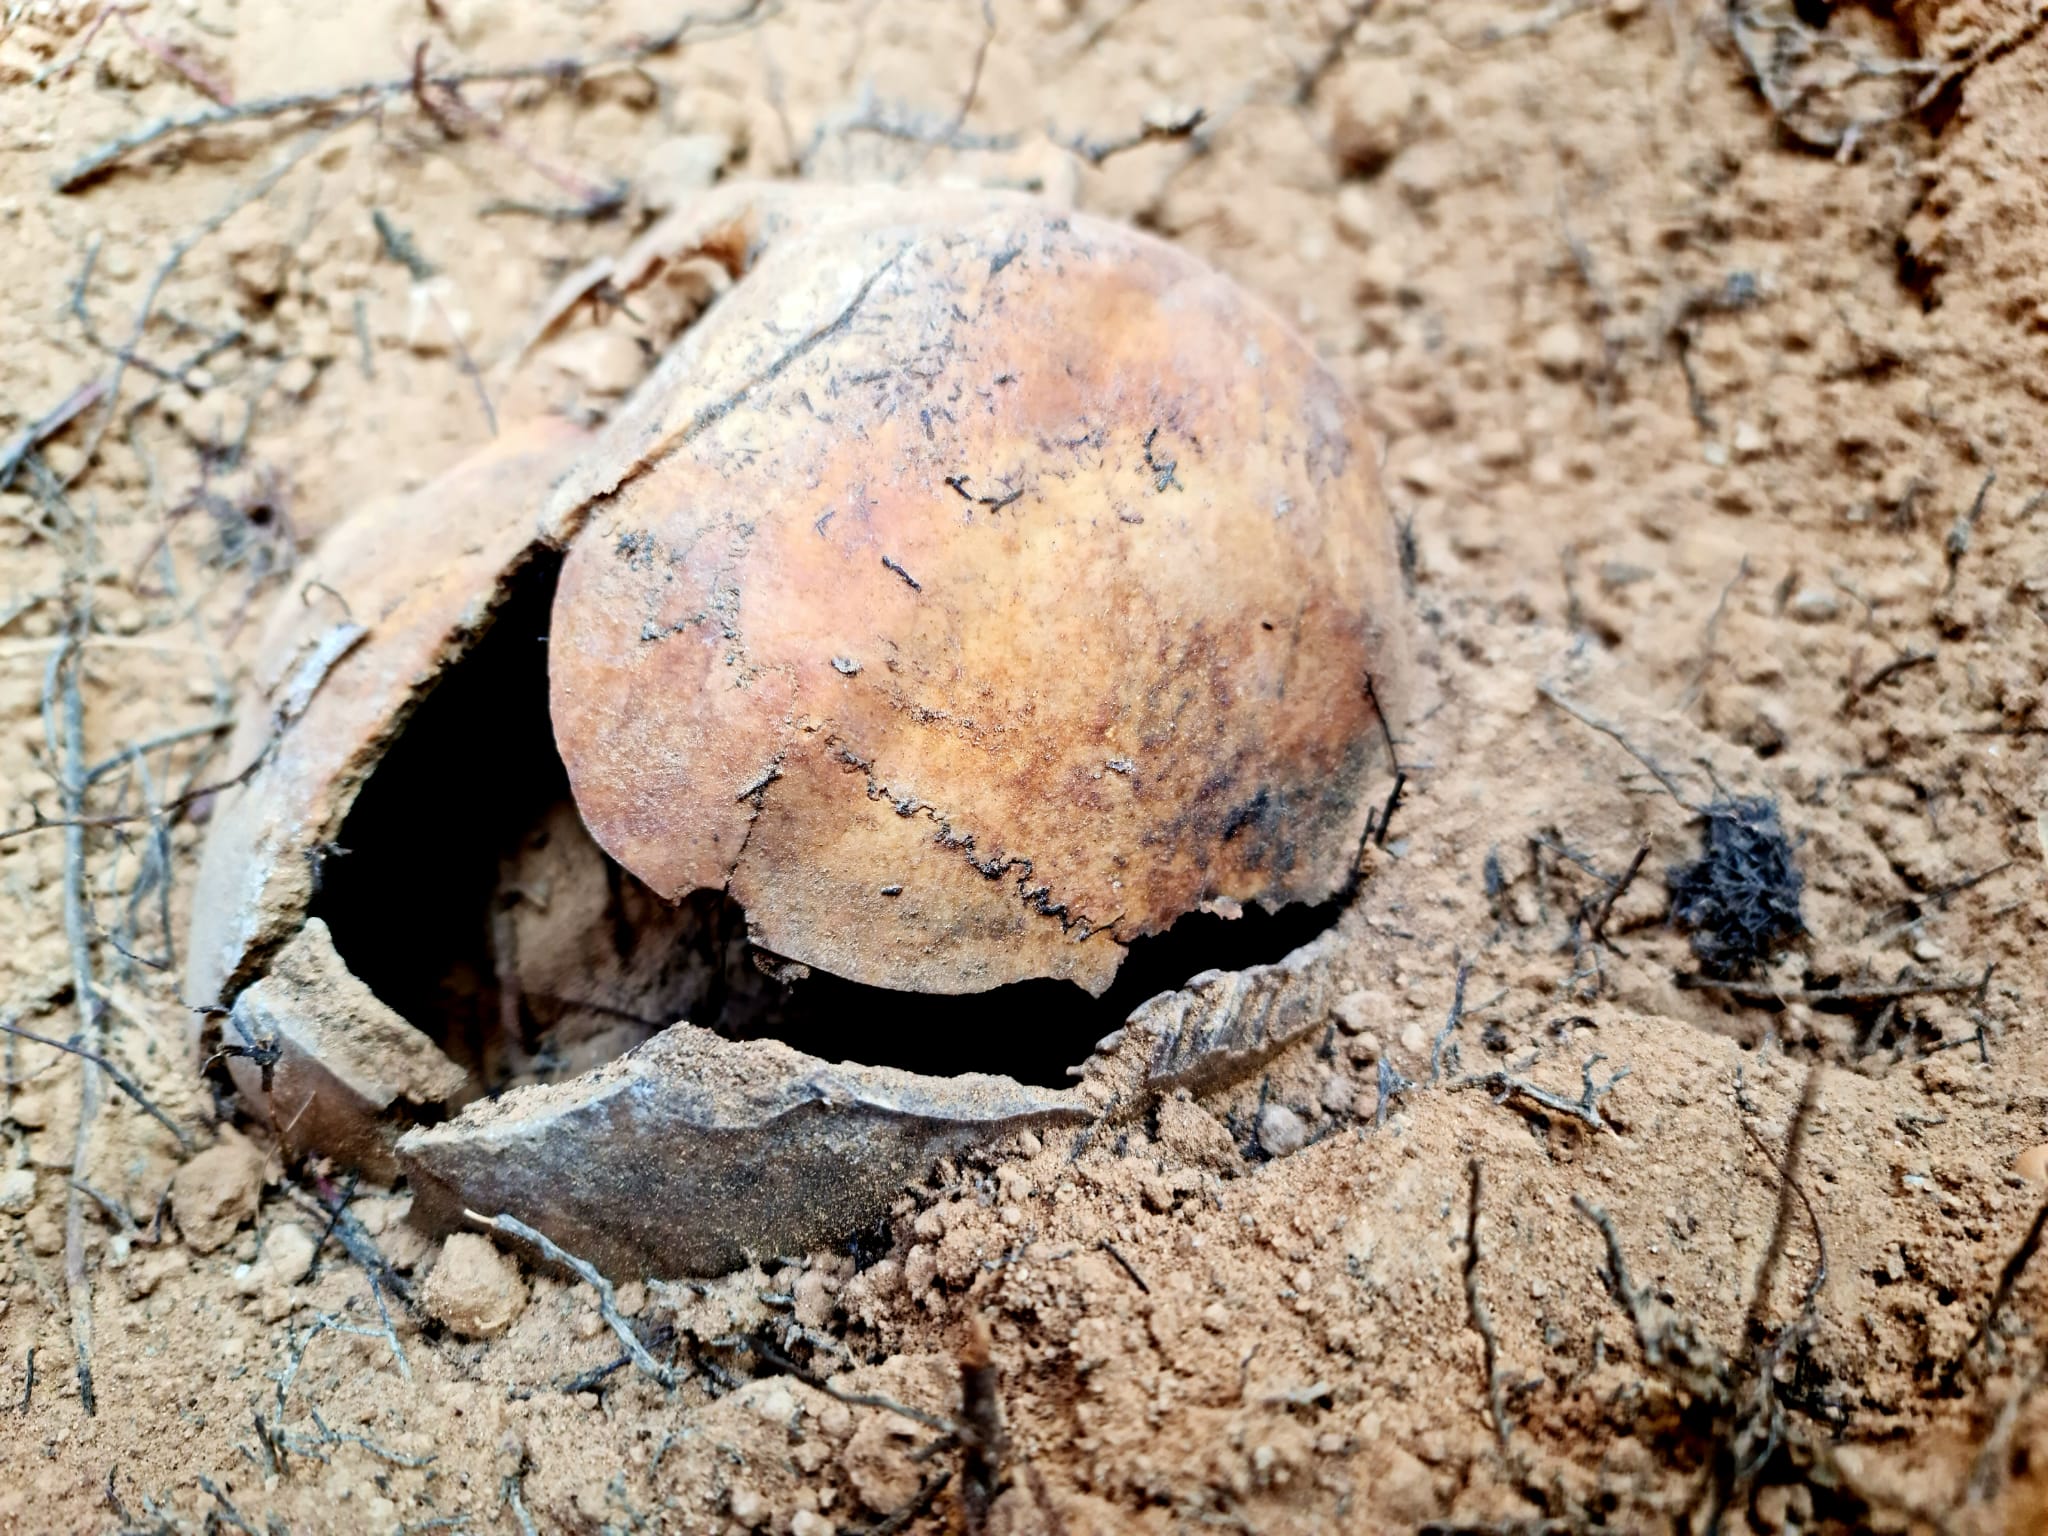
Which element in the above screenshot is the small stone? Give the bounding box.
[1257,1103,1308,1158]
[1476,428,1525,469]
[1355,244,1405,304]
[1536,322,1585,379]
[1787,587,1840,623]
[276,357,319,400]
[2017,1144,2048,1185]
[25,1205,62,1255]
[423,1233,527,1338]
[437,0,508,46]
[728,1485,767,1525]
[1201,1300,1230,1331]
[614,1279,646,1317]
[235,1222,317,1321]
[794,1268,836,1330]
[1155,1093,1240,1170]
[1343,1030,1382,1067]
[405,277,476,356]
[0,1168,33,1213]
[1016,1130,1042,1158]
[754,1382,797,1425]
[1318,1074,1355,1115]
[1324,58,1415,175]
[1332,988,1378,1034]
[544,327,646,398]
[171,1131,264,1254]
[226,234,291,301]
[791,1512,834,1536]
[1333,184,1377,249]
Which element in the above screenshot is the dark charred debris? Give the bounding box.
[1668,795,1806,977]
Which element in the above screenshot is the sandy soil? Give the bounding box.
[4,0,2048,1531]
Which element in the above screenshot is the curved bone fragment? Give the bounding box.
[225,919,468,1179]
[186,420,594,1015]
[398,1025,1088,1276]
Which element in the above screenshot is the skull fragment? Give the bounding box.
[187,185,1410,1275]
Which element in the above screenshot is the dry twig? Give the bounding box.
[1455,1054,1629,1134]
[0,1018,190,1150]
[46,611,103,1417]
[54,0,772,191]
[1463,1160,1510,1448]
[469,1211,675,1388]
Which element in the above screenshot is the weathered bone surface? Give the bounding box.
[547,191,1409,997]
[1134,926,1347,1096]
[400,1026,1089,1276]
[186,184,1410,1278]
[224,919,468,1180]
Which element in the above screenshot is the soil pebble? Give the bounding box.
[423,1232,528,1338]
[233,1223,317,1321]
[1257,1103,1310,1158]
[170,1131,264,1254]
[843,1416,924,1511]
[0,1166,33,1213]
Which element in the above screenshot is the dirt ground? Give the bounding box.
[4,0,2048,1530]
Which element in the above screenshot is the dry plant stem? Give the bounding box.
[1067,107,1209,166]
[753,1337,958,1436]
[49,616,102,1417]
[853,1470,953,1536]
[1537,684,1693,804]
[958,1316,1005,1535]
[1099,1238,1150,1293]
[1678,969,1992,1006]
[0,378,107,493]
[1455,1054,1628,1134]
[54,0,770,191]
[1585,845,1648,945]
[1571,1195,1728,1401]
[1680,556,1750,713]
[469,1211,675,1388]
[283,1179,414,1309]
[1463,1159,1511,1449]
[1295,0,1378,101]
[1428,962,1472,1085]
[1742,1063,1822,1343]
[1968,1357,2045,1503]
[0,1019,190,1150]
[919,0,996,174]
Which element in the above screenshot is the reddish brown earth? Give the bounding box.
[4,1,2048,1532]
